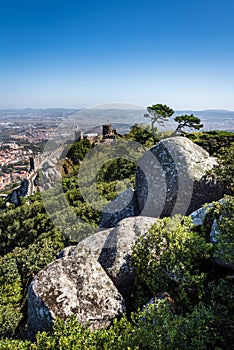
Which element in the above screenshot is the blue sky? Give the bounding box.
[0,0,234,109]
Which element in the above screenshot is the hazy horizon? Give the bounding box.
[1,106,234,112]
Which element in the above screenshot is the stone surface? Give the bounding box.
[57,245,76,259]
[27,255,125,340]
[190,198,234,271]
[100,188,139,228]
[100,137,228,227]
[68,228,112,259]
[190,204,214,227]
[40,159,61,190]
[5,178,30,205]
[68,216,157,299]
[135,136,224,218]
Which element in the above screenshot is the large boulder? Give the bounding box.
[136,136,225,217]
[100,188,139,228]
[27,255,125,340]
[63,216,157,299]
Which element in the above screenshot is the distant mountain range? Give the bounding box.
[0,108,233,132]
[174,109,234,118]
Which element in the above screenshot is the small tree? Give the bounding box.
[144,104,174,135]
[126,123,159,146]
[174,114,203,134]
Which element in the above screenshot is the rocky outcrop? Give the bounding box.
[28,216,157,338]
[5,179,29,206]
[28,197,233,340]
[64,216,157,299]
[100,136,226,228]
[27,136,232,339]
[27,255,125,340]
[100,188,139,228]
[40,160,61,190]
[136,136,224,218]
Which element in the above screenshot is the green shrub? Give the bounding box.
[131,216,212,311]
[67,139,92,164]
[185,130,234,156]
[209,196,234,266]
[0,227,70,339]
[24,297,232,349]
[0,129,233,348]
[0,257,22,338]
[212,143,234,192]
[0,200,52,256]
[0,338,31,349]
[125,123,159,147]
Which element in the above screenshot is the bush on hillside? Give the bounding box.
[131,216,212,311]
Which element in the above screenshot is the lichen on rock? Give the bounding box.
[27,255,125,340]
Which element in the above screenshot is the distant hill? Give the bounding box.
[0,108,233,132]
[79,108,234,133]
[174,110,234,132]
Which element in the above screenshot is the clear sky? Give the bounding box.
[0,0,234,110]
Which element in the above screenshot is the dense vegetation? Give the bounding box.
[0,126,233,349]
[185,130,234,156]
[210,142,234,192]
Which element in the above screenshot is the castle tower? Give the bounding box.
[103,125,112,137]
[75,129,83,142]
[29,157,35,172]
